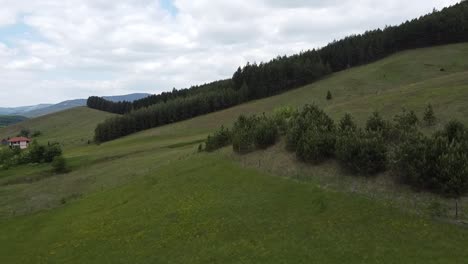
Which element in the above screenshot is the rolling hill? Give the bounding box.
[0,107,115,148]
[0,104,52,116]
[0,43,468,263]
[0,93,151,118]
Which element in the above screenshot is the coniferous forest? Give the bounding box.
[90,2,468,142]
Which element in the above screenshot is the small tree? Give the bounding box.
[31,130,42,137]
[326,90,332,100]
[52,155,68,174]
[366,111,393,140]
[339,113,357,132]
[19,128,30,138]
[286,104,335,151]
[232,115,258,154]
[296,128,336,163]
[366,112,387,132]
[335,130,387,175]
[394,108,419,131]
[28,141,46,163]
[442,120,466,143]
[253,117,278,149]
[43,143,62,162]
[197,144,204,152]
[205,125,232,152]
[272,106,296,135]
[423,104,436,126]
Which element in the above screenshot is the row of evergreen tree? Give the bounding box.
[87,96,133,115]
[94,87,241,142]
[90,2,468,142]
[202,105,468,208]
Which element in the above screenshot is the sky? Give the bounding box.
[0,0,460,107]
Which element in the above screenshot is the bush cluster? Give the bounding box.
[205,126,232,152]
[203,114,279,153]
[272,106,297,135]
[202,104,468,199]
[231,115,278,154]
[392,122,468,197]
[336,130,387,175]
[0,141,65,171]
[286,105,335,152]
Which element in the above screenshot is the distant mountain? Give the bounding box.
[0,104,52,116]
[23,99,88,118]
[1,93,151,118]
[103,93,151,102]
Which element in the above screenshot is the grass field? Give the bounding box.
[1,43,468,263]
[0,107,115,149]
[2,155,468,264]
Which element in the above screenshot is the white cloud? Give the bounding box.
[4,56,54,70]
[0,0,461,107]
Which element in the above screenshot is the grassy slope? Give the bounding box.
[0,107,115,148]
[2,156,468,264]
[1,43,468,263]
[122,43,468,142]
[0,115,28,128]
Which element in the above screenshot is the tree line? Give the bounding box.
[90,2,468,142]
[94,85,238,142]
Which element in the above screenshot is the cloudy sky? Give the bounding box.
[0,0,460,107]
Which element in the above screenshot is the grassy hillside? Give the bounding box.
[1,156,468,264]
[0,107,115,148]
[0,115,27,128]
[1,43,468,263]
[123,43,468,140]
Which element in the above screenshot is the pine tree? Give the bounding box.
[326,90,332,100]
[423,104,436,126]
[339,113,357,132]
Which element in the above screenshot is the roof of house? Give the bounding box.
[7,137,31,143]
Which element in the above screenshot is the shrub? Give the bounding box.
[366,112,393,141]
[205,125,232,152]
[31,130,42,137]
[393,108,419,132]
[272,106,296,135]
[336,130,387,175]
[423,104,436,126]
[1,141,63,168]
[391,131,429,187]
[19,128,30,138]
[392,131,468,197]
[286,104,335,151]
[441,120,466,143]
[28,141,46,163]
[366,112,389,132]
[43,143,62,162]
[326,90,332,100]
[296,127,336,163]
[339,113,357,132]
[253,117,278,149]
[433,140,468,198]
[232,115,258,154]
[52,156,68,174]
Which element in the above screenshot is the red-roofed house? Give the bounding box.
[7,137,31,149]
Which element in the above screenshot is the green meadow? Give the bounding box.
[1,43,468,263]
